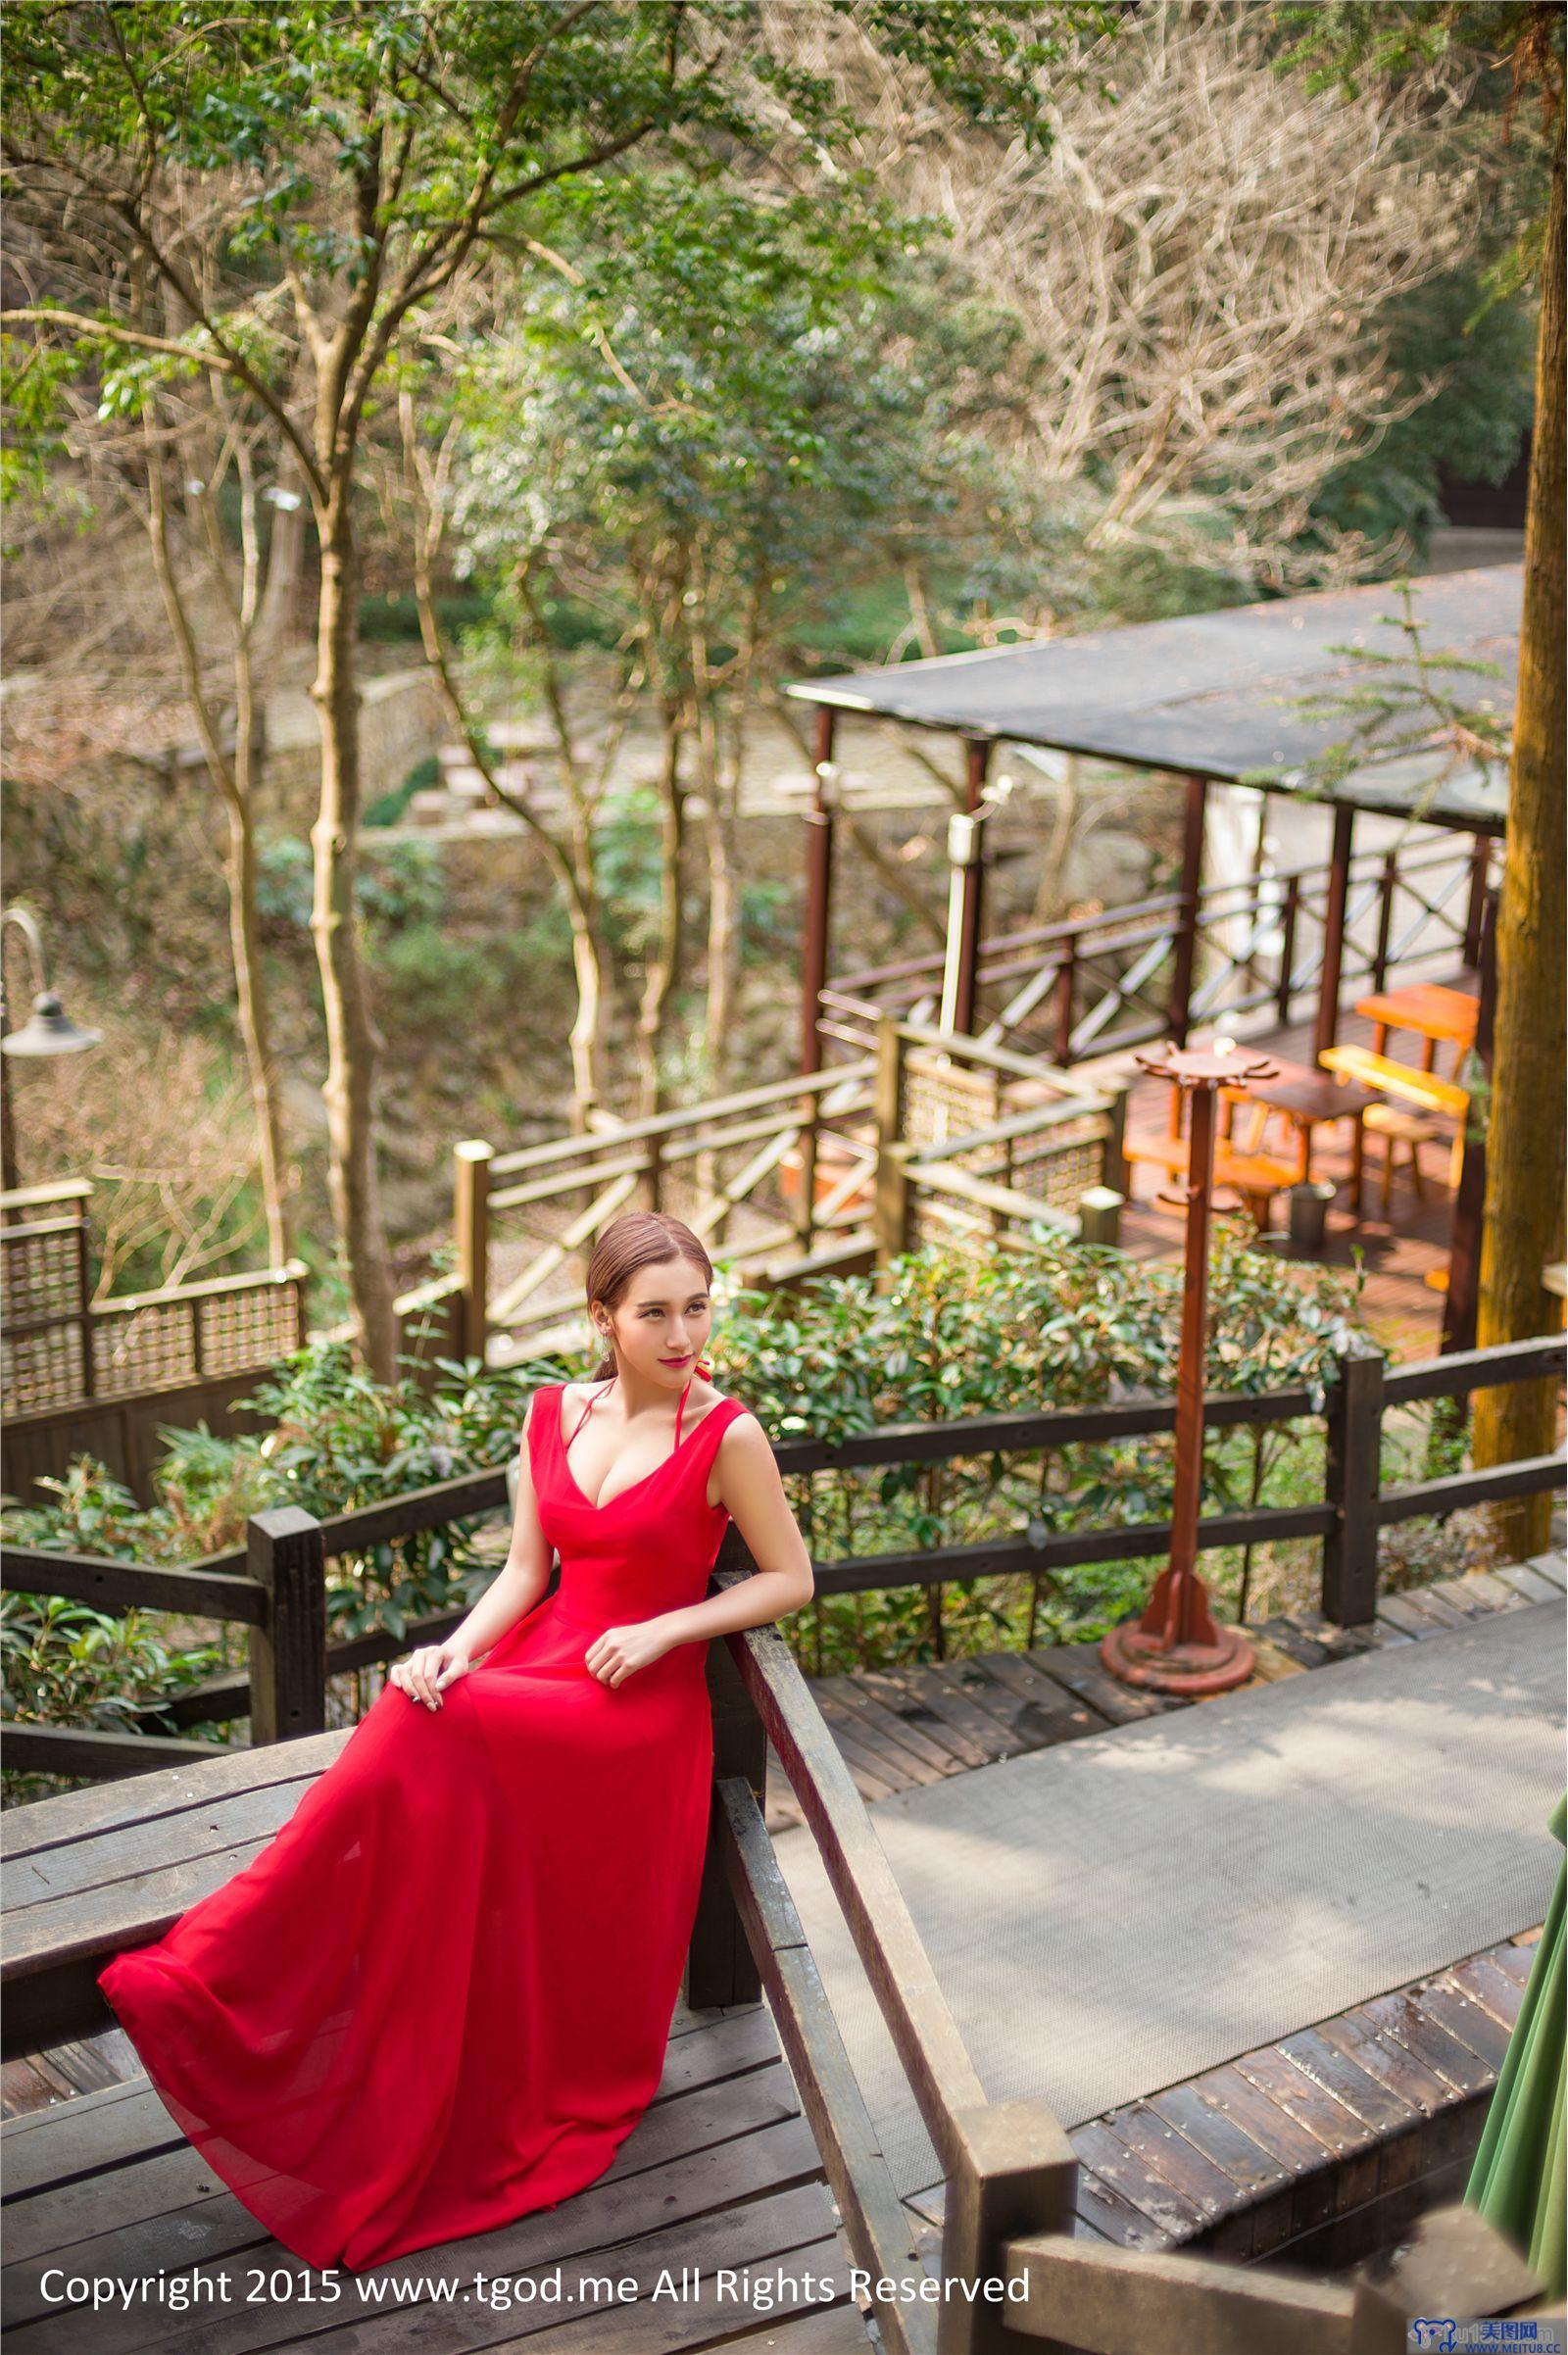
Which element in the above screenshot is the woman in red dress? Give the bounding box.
[97,1210,814,2274]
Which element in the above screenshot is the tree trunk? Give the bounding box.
[141,418,293,1266]
[1472,117,1566,1556]
[228,651,292,1266]
[308,499,398,1382]
[635,694,686,1122]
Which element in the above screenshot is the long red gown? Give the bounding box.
[97,1377,748,2274]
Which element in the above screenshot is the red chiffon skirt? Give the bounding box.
[98,1588,714,2273]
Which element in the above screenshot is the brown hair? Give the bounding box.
[584,1211,714,1381]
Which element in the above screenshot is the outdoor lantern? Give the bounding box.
[1,989,101,1058]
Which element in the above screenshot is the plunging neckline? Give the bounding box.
[557,1382,726,1514]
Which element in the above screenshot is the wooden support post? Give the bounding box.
[793,1090,820,1251]
[799,706,838,1077]
[873,1012,912,1270]
[453,1140,492,1367]
[1276,871,1299,1024]
[1348,2202,1544,2355]
[1313,805,1355,1063]
[1102,1081,1130,1202]
[1054,935,1077,1064]
[1076,1185,1123,1247]
[642,1129,664,1215]
[1462,833,1491,968]
[1168,772,1207,1046]
[687,1524,767,2009]
[75,1211,94,1398]
[1372,849,1397,991]
[247,1506,326,1744]
[1321,1330,1386,1628]
[1443,887,1497,1357]
[936,2097,1079,2355]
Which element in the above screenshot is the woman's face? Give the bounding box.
[598,1255,712,1387]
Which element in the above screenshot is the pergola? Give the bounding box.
[783,562,1520,1072]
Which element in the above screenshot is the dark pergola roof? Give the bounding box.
[786,563,1520,834]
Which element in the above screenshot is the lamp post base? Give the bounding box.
[1100,1618,1255,1695]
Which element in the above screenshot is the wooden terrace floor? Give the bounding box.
[1103,981,1480,1359]
[6,1551,1560,2347]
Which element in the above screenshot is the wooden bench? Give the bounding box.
[1122,1133,1300,1230]
[1318,1043,1469,1120]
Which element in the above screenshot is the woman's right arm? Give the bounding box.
[390,1393,555,1710]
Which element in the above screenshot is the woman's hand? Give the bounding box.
[584,1619,674,1689]
[389,1641,471,1711]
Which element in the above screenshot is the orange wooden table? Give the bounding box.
[1352,983,1478,1077]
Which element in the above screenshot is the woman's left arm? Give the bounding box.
[660,1415,814,1645]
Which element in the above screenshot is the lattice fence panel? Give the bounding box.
[1,1223,85,1414]
[903,1055,1001,1147]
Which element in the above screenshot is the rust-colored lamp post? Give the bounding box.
[1101,1039,1277,1695]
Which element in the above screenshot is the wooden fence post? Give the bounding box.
[1102,1081,1130,1202]
[247,1506,326,1744]
[936,2098,1079,2355]
[1322,1332,1386,1628]
[1075,1186,1123,1248]
[873,1015,912,1271]
[1276,872,1299,1025]
[688,1524,767,2010]
[453,1140,492,1366]
[1168,772,1208,1046]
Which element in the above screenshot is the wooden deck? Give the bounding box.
[6,1551,1560,2341]
[3,1996,877,2352]
[1107,982,1480,1358]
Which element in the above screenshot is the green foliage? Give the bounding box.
[255,835,447,927]
[1308,265,1537,552]
[365,753,440,829]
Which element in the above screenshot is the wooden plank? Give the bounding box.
[1100,2102,1256,2223]
[1273,2030,1425,2136]
[1524,1551,1568,1592]
[1252,1617,1336,1669]
[810,1678,965,1782]
[1427,1575,1494,1620]
[1232,2047,1380,2158]
[1356,1991,1496,2096]
[1072,2168,1171,2251]
[1374,1594,1442,1639]
[847,1668,981,1775]
[1180,2064,1341,2237]
[1311,2014,1461,2118]
[1492,1560,1564,1606]
[1024,1644,1186,1724]
[1449,1569,1532,1614]
[1489,1939,1541,1989]
[1067,2120,1206,2242]
[978,1649,1106,1742]
[1446,1953,1527,2032]
[892,1662,1031,1764]
[1143,2083,1294,2203]
[1416,1977,1515,2072]
[1392,1585,1470,1629]
[922,1660,1053,1755]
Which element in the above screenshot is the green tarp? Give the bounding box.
[1466,1789,1567,2298]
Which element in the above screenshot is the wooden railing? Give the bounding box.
[449,1019,1128,1357]
[3,1335,1560,2345]
[826,832,1491,1069]
[1,1177,312,1502]
[4,1332,1559,1776]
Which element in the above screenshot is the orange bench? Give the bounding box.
[1122,1133,1301,1230]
